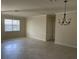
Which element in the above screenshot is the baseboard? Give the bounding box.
[27,36,46,41]
[55,41,77,48]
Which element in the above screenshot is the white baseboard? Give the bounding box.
[27,36,46,41]
[55,41,77,48]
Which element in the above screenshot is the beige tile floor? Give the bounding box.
[2,38,77,59]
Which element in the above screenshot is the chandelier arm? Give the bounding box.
[63,21,70,25]
[58,19,65,25]
[63,19,71,25]
[58,18,71,25]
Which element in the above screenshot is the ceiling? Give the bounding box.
[1,0,77,17]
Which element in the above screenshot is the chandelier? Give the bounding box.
[58,0,71,25]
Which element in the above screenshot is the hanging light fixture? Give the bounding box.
[58,0,71,25]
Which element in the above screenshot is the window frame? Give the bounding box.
[4,19,21,32]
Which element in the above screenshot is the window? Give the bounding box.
[4,19,20,32]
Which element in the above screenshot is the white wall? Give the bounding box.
[26,11,77,48]
[55,11,77,48]
[26,15,47,41]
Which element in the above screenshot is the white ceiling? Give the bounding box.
[1,0,77,17]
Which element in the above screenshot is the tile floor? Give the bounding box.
[2,38,77,59]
